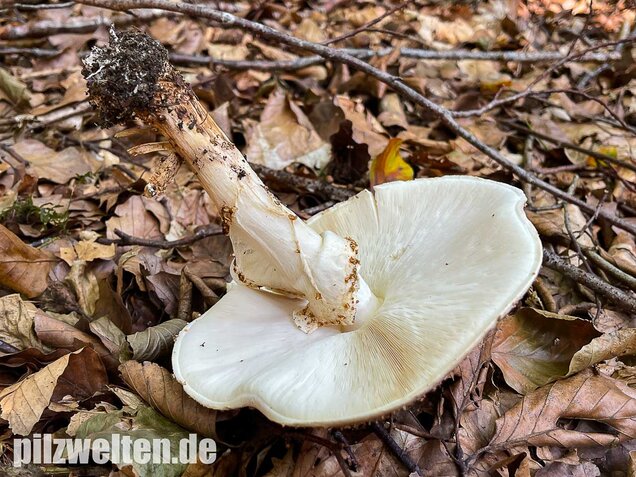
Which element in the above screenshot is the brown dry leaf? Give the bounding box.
[127,319,187,361]
[65,261,99,316]
[34,311,118,370]
[106,195,167,240]
[12,139,96,184]
[0,67,31,112]
[245,89,331,170]
[59,239,116,266]
[569,328,636,375]
[0,347,107,435]
[0,294,51,352]
[489,369,636,449]
[608,231,636,277]
[119,360,218,438]
[334,95,388,157]
[0,223,54,297]
[492,308,599,394]
[378,93,409,129]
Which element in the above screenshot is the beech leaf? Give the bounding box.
[489,369,636,449]
[0,348,107,435]
[0,224,54,298]
[119,360,219,439]
[492,308,600,394]
[127,319,187,361]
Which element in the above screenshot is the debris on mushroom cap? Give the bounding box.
[173,176,543,426]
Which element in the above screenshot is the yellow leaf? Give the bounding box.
[369,138,414,187]
[586,146,617,168]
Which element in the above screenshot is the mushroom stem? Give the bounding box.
[83,31,380,333]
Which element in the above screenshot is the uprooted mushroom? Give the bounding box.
[83,31,542,427]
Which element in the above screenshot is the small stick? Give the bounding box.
[542,248,636,314]
[99,225,223,248]
[371,422,422,476]
[533,277,557,313]
[176,270,193,322]
[184,270,219,307]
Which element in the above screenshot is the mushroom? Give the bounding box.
[83,31,542,427]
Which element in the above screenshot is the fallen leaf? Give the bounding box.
[0,295,51,352]
[127,319,187,361]
[106,195,166,241]
[492,308,600,394]
[0,347,107,435]
[0,67,31,111]
[489,369,636,449]
[246,89,331,170]
[0,223,54,297]
[334,95,388,157]
[569,328,636,375]
[12,140,96,184]
[119,360,218,438]
[73,404,193,477]
[369,138,414,187]
[59,239,116,265]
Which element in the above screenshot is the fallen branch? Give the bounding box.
[542,248,636,314]
[0,9,169,40]
[73,0,636,237]
[99,225,222,248]
[371,422,423,476]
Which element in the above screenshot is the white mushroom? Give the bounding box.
[83,31,543,427]
[172,177,542,426]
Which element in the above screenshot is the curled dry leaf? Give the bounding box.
[489,369,636,450]
[33,310,115,369]
[0,347,107,435]
[0,294,51,352]
[0,224,54,298]
[369,138,414,187]
[127,319,187,361]
[569,328,636,375]
[119,360,218,439]
[492,308,600,394]
[246,89,331,170]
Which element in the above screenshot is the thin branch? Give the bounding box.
[371,422,423,476]
[73,0,636,236]
[99,224,222,248]
[250,163,357,202]
[322,1,410,45]
[583,249,636,292]
[0,9,170,40]
[542,248,636,314]
[502,121,636,174]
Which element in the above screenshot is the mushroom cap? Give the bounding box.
[172,176,542,426]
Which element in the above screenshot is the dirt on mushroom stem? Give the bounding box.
[83,30,381,333]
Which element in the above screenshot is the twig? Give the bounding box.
[250,163,357,202]
[73,0,636,236]
[168,45,626,70]
[584,249,636,292]
[371,422,423,476]
[183,269,219,307]
[322,1,410,45]
[0,9,169,40]
[533,277,557,313]
[2,1,74,10]
[0,46,61,58]
[542,248,636,314]
[332,430,359,471]
[176,270,193,322]
[99,224,222,248]
[502,120,636,174]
